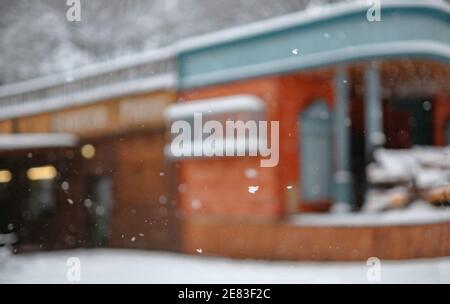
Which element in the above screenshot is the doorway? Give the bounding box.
[298,101,332,203]
[87,176,112,246]
[384,98,434,149]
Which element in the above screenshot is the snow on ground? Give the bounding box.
[1,248,449,284]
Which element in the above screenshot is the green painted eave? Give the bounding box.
[177,1,450,89]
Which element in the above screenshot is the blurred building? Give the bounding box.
[0,48,179,251]
[0,0,449,260]
[166,0,450,259]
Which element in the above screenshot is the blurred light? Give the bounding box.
[81,144,96,159]
[0,170,12,183]
[27,166,57,181]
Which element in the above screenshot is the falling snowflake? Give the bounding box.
[84,199,93,208]
[178,184,187,193]
[244,168,258,179]
[291,48,300,55]
[196,248,203,254]
[61,181,70,191]
[248,186,259,194]
[159,195,168,205]
[191,199,202,209]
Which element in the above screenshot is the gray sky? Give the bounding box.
[0,0,340,84]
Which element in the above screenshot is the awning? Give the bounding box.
[0,133,79,151]
[164,95,265,121]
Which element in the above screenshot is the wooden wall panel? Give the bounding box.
[0,120,13,134]
[8,90,175,137]
[109,130,179,251]
[51,104,112,136]
[16,114,51,133]
[118,91,174,131]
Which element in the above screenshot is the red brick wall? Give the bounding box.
[180,76,284,220]
[277,72,334,212]
[181,218,450,261]
[179,70,335,220]
[178,157,279,220]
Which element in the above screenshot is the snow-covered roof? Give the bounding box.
[0,0,317,85]
[174,0,450,53]
[0,74,176,121]
[0,47,174,98]
[0,133,79,150]
[1,0,448,120]
[0,47,176,120]
[164,95,265,120]
[176,0,450,89]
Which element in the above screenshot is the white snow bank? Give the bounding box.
[1,249,449,283]
[364,186,410,212]
[368,147,450,188]
[289,201,450,227]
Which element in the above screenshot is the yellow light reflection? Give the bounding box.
[0,170,12,183]
[81,144,96,159]
[26,166,57,181]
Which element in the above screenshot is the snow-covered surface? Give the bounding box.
[0,47,175,98]
[2,0,449,120]
[0,233,18,245]
[289,202,450,227]
[368,147,450,188]
[174,0,450,52]
[3,0,448,90]
[1,248,449,283]
[0,74,176,121]
[364,186,410,212]
[164,95,264,120]
[0,133,78,150]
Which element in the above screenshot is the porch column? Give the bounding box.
[364,62,384,160]
[333,66,353,209]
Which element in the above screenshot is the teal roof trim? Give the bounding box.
[177,2,450,89]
